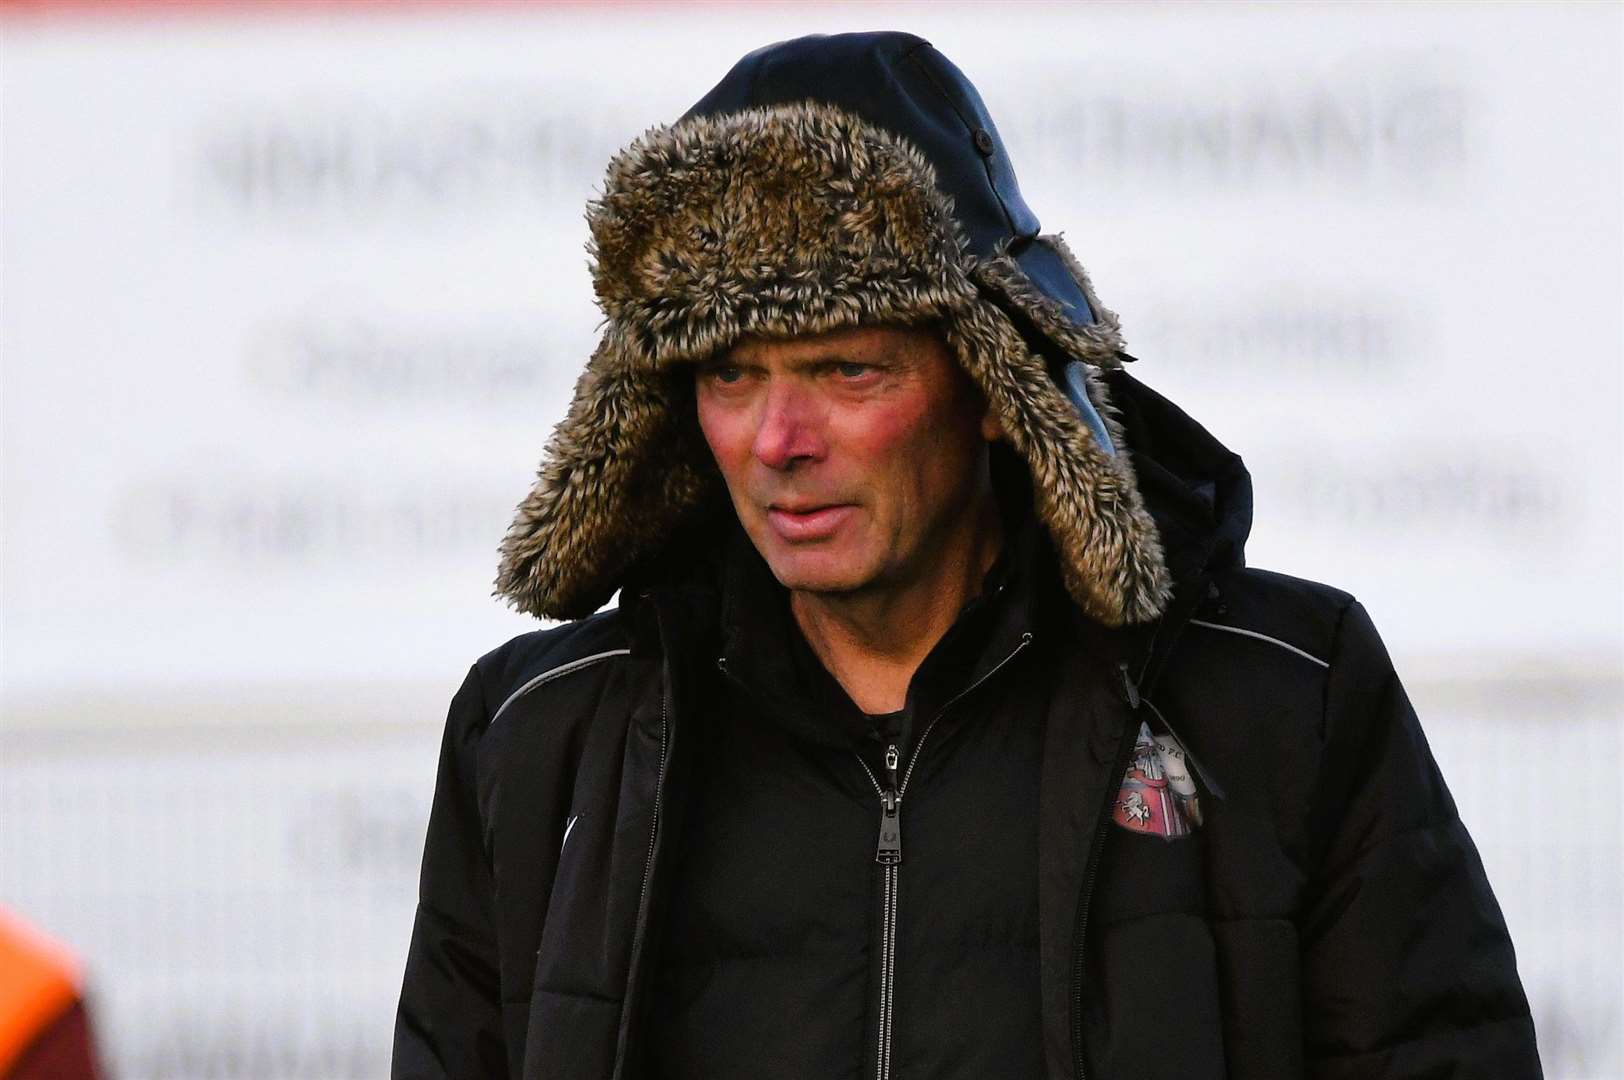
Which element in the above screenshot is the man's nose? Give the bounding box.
[751,383,825,470]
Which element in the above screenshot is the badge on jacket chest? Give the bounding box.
[1112,720,1202,838]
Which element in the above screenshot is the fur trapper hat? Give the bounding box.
[495,34,1172,626]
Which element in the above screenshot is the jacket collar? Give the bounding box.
[713,489,1056,751]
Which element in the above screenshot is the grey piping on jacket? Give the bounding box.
[560,814,581,855]
[1186,619,1330,669]
[488,649,633,728]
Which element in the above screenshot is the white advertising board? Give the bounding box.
[2,5,1619,1078]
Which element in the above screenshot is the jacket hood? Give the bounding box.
[1102,368,1253,588]
[495,33,1207,627]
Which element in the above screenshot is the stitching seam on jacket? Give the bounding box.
[489,649,632,728]
[1321,600,1358,742]
[468,662,499,878]
[1187,618,1330,668]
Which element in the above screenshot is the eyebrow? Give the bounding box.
[713,350,892,369]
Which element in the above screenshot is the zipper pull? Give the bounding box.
[1116,660,1141,709]
[876,743,902,865]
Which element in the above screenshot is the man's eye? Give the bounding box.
[708,365,744,384]
[834,362,871,379]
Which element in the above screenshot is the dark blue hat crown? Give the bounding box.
[683,31,1100,335]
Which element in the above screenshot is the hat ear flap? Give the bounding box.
[944,296,1172,626]
[495,327,717,619]
[970,233,1131,369]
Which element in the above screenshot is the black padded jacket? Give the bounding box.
[392,369,1543,1080]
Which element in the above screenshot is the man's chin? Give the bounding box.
[760,550,873,596]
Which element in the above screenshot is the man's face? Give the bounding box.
[694,323,1000,597]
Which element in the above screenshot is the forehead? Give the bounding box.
[723,323,939,365]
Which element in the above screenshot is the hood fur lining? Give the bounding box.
[495,101,1171,626]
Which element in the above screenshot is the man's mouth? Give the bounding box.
[764,503,855,542]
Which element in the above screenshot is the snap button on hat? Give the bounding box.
[973,127,996,156]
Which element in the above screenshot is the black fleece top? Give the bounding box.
[645,507,1066,1079]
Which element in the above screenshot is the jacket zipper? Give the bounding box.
[1067,660,1141,1080]
[852,630,1033,1080]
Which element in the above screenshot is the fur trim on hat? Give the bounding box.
[495,101,1172,626]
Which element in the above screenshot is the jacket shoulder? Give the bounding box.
[1196,566,1359,670]
[470,606,637,725]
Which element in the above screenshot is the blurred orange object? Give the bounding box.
[0,907,102,1080]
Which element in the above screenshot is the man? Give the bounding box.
[393,32,1542,1080]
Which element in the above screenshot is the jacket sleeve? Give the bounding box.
[1299,600,1542,1079]
[392,663,509,1080]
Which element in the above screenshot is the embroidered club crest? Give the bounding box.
[1112,720,1202,838]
